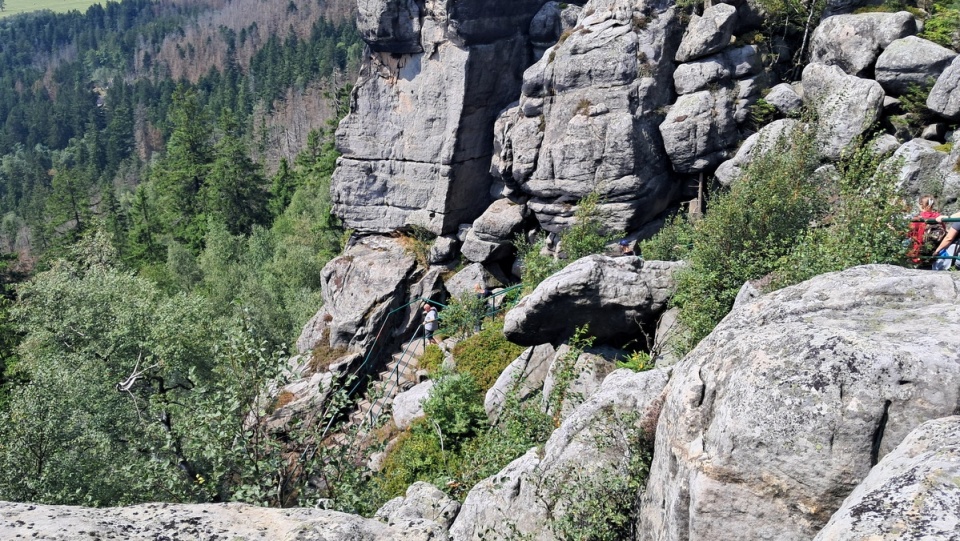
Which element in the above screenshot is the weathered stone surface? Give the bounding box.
[809,11,917,76]
[542,345,623,421]
[529,2,582,58]
[675,3,738,62]
[927,55,960,120]
[461,199,528,263]
[871,133,901,156]
[357,0,423,54]
[296,236,416,354]
[333,0,545,235]
[874,36,956,96]
[0,500,450,541]
[813,416,960,540]
[450,368,670,540]
[428,235,459,264]
[921,122,947,141]
[652,306,682,368]
[715,118,800,185]
[883,138,958,204]
[638,265,960,541]
[491,0,683,232]
[672,46,761,95]
[445,262,488,299]
[764,82,803,116]
[802,62,885,160]
[504,257,681,346]
[659,88,739,173]
[375,482,461,532]
[393,380,435,430]
[485,343,557,421]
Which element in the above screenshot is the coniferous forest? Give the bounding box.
[0,0,366,506]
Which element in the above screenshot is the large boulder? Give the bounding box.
[541,344,624,421]
[450,368,671,540]
[637,265,960,541]
[674,3,738,62]
[296,236,416,354]
[491,0,683,232]
[802,62,885,160]
[659,88,739,173]
[874,36,956,96]
[485,343,557,422]
[0,498,454,541]
[881,138,960,206]
[461,198,528,263]
[672,45,761,95]
[808,11,917,76]
[763,83,803,116]
[813,416,960,540]
[393,380,435,430]
[332,0,545,234]
[927,55,960,120]
[714,118,800,185]
[374,481,461,532]
[503,257,682,346]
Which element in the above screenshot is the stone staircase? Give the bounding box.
[350,338,428,427]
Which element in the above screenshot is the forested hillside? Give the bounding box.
[0,0,365,505]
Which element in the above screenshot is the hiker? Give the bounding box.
[908,195,940,264]
[423,303,439,345]
[932,212,960,270]
[619,239,635,256]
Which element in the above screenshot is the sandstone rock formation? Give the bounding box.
[674,3,738,63]
[715,118,800,185]
[333,0,546,234]
[485,343,556,421]
[461,198,529,264]
[503,257,681,346]
[637,265,960,540]
[813,416,960,540]
[450,368,670,540]
[490,0,682,232]
[874,35,956,95]
[927,55,960,120]
[808,11,917,76]
[393,379,435,430]
[802,62,885,160]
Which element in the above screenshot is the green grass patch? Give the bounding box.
[451,317,526,392]
[0,0,104,18]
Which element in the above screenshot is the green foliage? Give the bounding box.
[897,82,937,137]
[551,409,650,541]
[546,325,595,422]
[451,317,526,392]
[438,292,487,340]
[639,212,696,261]
[920,1,960,48]
[418,344,445,376]
[616,350,654,372]
[750,98,778,127]
[669,125,824,352]
[422,373,488,444]
[516,191,620,294]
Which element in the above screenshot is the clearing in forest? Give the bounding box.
[0,0,104,18]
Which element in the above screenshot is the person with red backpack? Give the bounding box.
[909,195,940,265]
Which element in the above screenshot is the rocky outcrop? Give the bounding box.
[660,89,738,173]
[541,344,624,421]
[802,62,885,160]
[0,485,458,541]
[491,0,682,232]
[450,368,670,540]
[763,82,803,116]
[296,236,417,354]
[485,343,556,421]
[638,265,960,541]
[874,36,956,95]
[714,118,800,185]
[503,257,681,346]
[808,12,917,76]
[927,55,960,120]
[674,3,738,63]
[333,0,546,234]
[393,380,435,430]
[813,416,960,540]
[882,138,960,205]
[461,198,529,263]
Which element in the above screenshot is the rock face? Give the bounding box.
[393,380,435,430]
[461,198,529,263]
[332,0,546,234]
[637,265,960,541]
[808,12,917,76]
[296,236,416,354]
[874,36,956,95]
[485,343,556,421]
[802,62,885,160]
[491,0,682,232]
[503,257,682,346]
[450,368,670,540]
[674,3,738,62]
[541,344,624,421]
[813,416,960,540]
[660,88,738,173]
[0,486,458,541]
[714,118,800,185]
[927,55,960,120]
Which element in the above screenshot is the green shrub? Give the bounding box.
[639,212,695,261]
[376,421,449,498]
[438,292,487,339]
[451,317,526,392]
[920,5,960,48]
[616,350,654,372]
[421,373,488,445]
[515,232,564,294]
[419,344,444,376]
[670,124,824,352]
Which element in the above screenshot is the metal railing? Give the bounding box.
[911,218,960,262]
